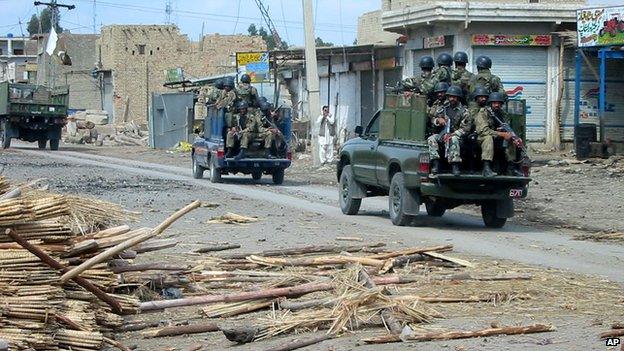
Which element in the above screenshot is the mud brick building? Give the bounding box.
[97,25,266,125]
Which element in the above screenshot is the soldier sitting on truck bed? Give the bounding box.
[428,82,449,123]
[236,74,259,108]
[427,85,473,176]
[259,101,284,153]
[229,101,275,160]
[216,77,237,111]
[400,56,437,101]
[475,92,524,177]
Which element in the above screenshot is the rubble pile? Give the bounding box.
[0,176,198,350]
[65,111,148,147]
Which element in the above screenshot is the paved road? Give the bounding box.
[13,147,624,283]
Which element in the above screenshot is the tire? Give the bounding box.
[339,165,362,215]
[272,168,285,185]
[252,172,262,181]
[192,155,204,179]
[389,172,416,226]
[49,139,59,151]
[0,121,10,149]
[38,139,47,149]
[209,156,222,183]
[481,201,507,228]
[425,201,446,217]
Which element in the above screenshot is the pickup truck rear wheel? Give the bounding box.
[389,172,416,226]
[49,139,59,151]
[339,165,362,215]
[272,168,285,185]
[209,156,222,183]
[481,201,507,228]
[252,171,262,181]
[192,154,204,179]
[425,201,446,217]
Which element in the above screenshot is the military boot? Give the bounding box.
[431,159,440,175]
[225,149,236,158]
[234,148,246,160]
[482,161,496,177]
[507,163,524,177]
[451,163,461,176]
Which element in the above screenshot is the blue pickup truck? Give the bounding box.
[191,107,292,184]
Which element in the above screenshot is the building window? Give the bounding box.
[13,49,24,55]
[137,44,145,55]
[0,49,3,55]
[132,50,135,55]
[529,0,539,3]
[150,50,153,55]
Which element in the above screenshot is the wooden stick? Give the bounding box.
[195,243,241,253]
[218,242,386,260]
[248,255,386,268]
[118,320,163,332]
[62,239,98,257]
[357,266,402,334]
[368,245,453,260]
[0,187,21,200]
[5,228,123,314]
[60,200,200,283]
[612,323,624,329]
[143,321,220,338]
[363,324,555,344]
[600,329,624,339]
[56,313,132,351]
[133,239,178,253]
[140,274,427,311]
[422,251,474,268]
[278,297,336,311]
[264,334,335,351]
[111,263,188,274]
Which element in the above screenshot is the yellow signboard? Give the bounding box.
[236,52,270,83]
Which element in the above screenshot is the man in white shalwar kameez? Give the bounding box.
[316,105,335,165]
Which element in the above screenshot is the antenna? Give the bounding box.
[93,0,96,34]
[165,0,173,25]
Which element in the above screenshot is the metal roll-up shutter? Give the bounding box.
[473,47,548,141]
[560,50,624,142]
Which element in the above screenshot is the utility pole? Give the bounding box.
[34,0,75,87]
[302,0,321,166]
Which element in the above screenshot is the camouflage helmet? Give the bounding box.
[434,82,450,93]
[223,77,235,88]
[257,96,268,104]
[453,51,469,64]
[240,74,251,83]
[259,101,271,112]
[419,56,435,69]
[475,55,492,69]
[215,79,224,90]
[446,85,463,97]
[488,92,506,103]
[235,100,249,110]
[437,53,453,66]
[473,86,489,98]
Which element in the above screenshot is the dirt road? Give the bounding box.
[1,144,622,350]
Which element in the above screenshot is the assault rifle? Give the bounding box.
[436,105,451,158]
[490,111,529,160]
[260,104,284,132]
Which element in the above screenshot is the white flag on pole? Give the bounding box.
[46,26,58,56]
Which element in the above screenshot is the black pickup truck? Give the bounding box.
[337,93,531,228]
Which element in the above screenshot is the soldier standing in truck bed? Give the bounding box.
[468,56,505,104]
[451,51,474,102]
[216,77,237,111]
[432,53,453,85]
[236,74,259,108]
[206,79,224,106]
[401,56,437,99]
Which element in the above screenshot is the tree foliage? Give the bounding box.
[27,7,63,36]
[247,23,287,50]
[315,37,334,47]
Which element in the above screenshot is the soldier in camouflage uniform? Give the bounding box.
[401,56,437,98]
[428,82,449,121]
[432,53,453,85]
[236,74,259,107]
[475,92,523,177]
[468,56,505,111]
[206,79,224,106]
[216,77,237,111]
[427,85,472,176]
[451,51,474,101]
[228,101,274,160]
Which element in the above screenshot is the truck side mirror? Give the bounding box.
[354,126,363,136]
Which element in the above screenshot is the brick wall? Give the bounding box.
[98,25,266,124]
[357,10,402,45]
[382,0,585,11]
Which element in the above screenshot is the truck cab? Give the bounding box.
[337,92,531,228]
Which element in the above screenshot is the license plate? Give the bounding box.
[254,162,260,167]
[509,188,523,198]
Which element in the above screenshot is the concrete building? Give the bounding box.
[378,0,586,145]
[357,10,402,45]
[0,35,38,83]
[97,25,266,125]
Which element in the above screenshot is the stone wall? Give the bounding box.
[357,10,402,45]
[382,0,586,11]
[98,25,266,124]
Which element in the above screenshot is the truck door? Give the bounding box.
[351,111,381,185]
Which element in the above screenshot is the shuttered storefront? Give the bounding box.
[472,47,548,141]
[560,50,624,142]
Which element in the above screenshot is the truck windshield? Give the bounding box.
[9,87,35,100]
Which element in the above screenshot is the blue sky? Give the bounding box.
[1,0,622,45]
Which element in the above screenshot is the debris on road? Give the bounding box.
[206,213,260,225]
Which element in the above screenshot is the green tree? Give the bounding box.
[27,7,63,36]
[315,37,334,47]
[247,24,258,36]
[248,23,287,50]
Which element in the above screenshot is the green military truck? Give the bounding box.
[337,92,531,228]
[0,82,69,150]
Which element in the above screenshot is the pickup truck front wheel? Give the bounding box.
[339,165,362,215]
[481,201,507,228]
[389,172,418,226]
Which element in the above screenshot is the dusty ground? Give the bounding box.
[1,145,623,350]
